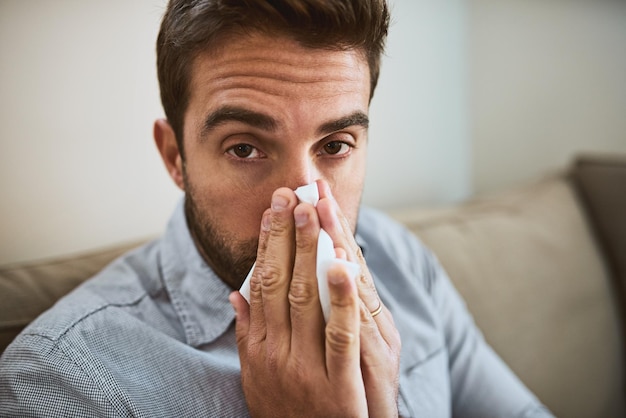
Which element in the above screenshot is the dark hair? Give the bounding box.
[156,0,390,152]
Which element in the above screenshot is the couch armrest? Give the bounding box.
[571,153,626,316]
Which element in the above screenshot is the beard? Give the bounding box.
[183,183,258,290]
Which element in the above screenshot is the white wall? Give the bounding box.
[470,0,626,194]
[0,0,470,264]
[0,0,178,265]
[364,0,470,208]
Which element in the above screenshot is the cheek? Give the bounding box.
[216,191,272,238]
[327,165,365,230]
[339,184,363,221]
[325,148,366,227]
[185,164,273,240]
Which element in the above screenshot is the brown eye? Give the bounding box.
[227,144,260,159]
[323,141,350,156]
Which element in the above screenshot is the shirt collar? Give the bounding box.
[159,199,235,348]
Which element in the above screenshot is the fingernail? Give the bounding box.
[327,260,358,285]
[272,194,288,211]
[294,210,308,227]
[327,270,344,285]
[328,269,351,286]
[262,212,271,231]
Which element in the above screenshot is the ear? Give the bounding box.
[154,118,185,191]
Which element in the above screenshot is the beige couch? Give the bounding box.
[1,154,625,417]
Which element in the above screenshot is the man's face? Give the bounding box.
[180,33,371,289]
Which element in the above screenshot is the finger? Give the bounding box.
[316,178,333,201]
[229,290,251,365]
[260,188,298,340]
[317,179,355,248]
[359,299,400,349]
[316,196,358,262]
[247,210,271,345]
[255,209,272,271]
[325,262,361,383]
[289,202,325,358]
[358,300,394,361]
[317,194,380,314]
[358,299,402,416]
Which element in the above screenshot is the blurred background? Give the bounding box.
[1,0,625,265]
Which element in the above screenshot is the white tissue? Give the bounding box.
[239,183,360,322]
[294,182,319,205]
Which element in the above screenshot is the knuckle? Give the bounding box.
[329,288,357,308]
[269,214,292,237]
[326,325,357,353]
[288,278,317,308]
[266,348,281,374]
[259,263,282,293]
[357,272,370,287]
[295,229,316,252]
[249,273,262,294]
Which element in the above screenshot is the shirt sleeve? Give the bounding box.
[425,250,554,418]
[0,333,122,417]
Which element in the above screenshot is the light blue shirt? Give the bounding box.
[0,201,552,417]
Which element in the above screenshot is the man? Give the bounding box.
[0,0,553,416]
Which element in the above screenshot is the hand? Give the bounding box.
[230,187,368,417]
[316,180,402,418]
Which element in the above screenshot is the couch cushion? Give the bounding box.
[392,174,625,418]
[0,241,145,352]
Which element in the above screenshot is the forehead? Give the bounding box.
[186,32,371,112]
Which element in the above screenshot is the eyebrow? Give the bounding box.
[200,106,369,138]
[201,106,277,138]
[317,111,369,136]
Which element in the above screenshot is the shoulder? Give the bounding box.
[15,240,162,348]
[0,240,166,413]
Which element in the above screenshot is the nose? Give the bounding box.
[281,154,321,191]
